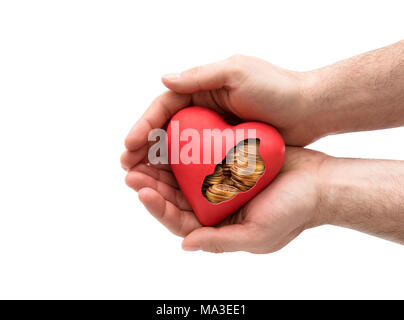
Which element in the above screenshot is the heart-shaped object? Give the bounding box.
[167,106,285,226]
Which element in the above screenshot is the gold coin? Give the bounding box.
[222,177,234,186]
[211,183,240,195]
[205,175,223,181]
[232,175,262,185]
[232,169,261,178]
[231,175,258,187]
[235,152,261,160]
[205,191,226,203]
[230,177,251,191]
[221,162,233,170]
[231,167,264,178]
[235,154,260,161]
[204,166,224,185]
[234,159,264,167]
[206,184,240,203]
[235,166,265,174]
[231,170,262,179]
[205,178,223,184]
[234,160,263,170]
[240,147,259,154]
[202,139,264,202]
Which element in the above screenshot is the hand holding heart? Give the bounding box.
[123,43,404,251]
[123,54,320,155]
[121,55,329,253]
[167,107,286,226]
[129,147,327,253]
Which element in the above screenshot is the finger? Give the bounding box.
[126,170,191,211]
[148,162,172,172]
[182,223,256,253]
[190,90,243,122]
[132,163,178,188]
[125,91,191,152]
[138,187,201,237]
[120,145,149,170]
[162,57,245,94]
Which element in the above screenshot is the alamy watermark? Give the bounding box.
[148,121,259,174]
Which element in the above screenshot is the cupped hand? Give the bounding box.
[121,55,318,171]
[161,55,317,146]
[121,55,324,253]
[125,147,328,253]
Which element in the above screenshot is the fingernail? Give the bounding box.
[163,73,180,80]
[182,244,200,251]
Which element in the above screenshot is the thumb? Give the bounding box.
[162,57,244,94]
[182,224,256,253]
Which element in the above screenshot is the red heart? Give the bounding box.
[167,106,285,226]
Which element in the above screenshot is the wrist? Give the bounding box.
[295,71,330,144]
[311,155,341,227]
[316,156,404,243]
[293,151,336,229]
[315,156,371,228]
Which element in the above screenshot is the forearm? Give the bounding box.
[318,157,404,244]
[304,40,404,139]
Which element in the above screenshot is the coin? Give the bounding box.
[222,177,234,186]
[202,139,265,202]
[204,166,224,185]
[205,184,240,203]
[230,177,251,191]
[204,176,223,184]
[221,163,233,176]
[230,166,264,178]
[235,159,264,170]
[212,183,240,194]
[231,175,259,187]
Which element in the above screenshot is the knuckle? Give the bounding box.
[226,54,247,79]
[174,219,187,237]
[183,66,201,78]
[183,66,203,90]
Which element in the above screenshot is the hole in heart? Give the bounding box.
[202,138,265,204]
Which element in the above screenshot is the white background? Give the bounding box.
[0,0,403,299]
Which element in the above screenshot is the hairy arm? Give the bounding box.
[318,157,404,244]
[305,40,404,140]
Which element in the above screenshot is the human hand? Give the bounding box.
[121,55,317,171]
[160,55,318,146]
[125,147,328,253]
[123,42,404,171]
[122,43,404,251]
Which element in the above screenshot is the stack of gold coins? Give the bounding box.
[205,184,240,203]
[222,176,234,186]
[230,140,265,192]
[202,166,224,192]
[202,139,265,203]
[221,163,232,177]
